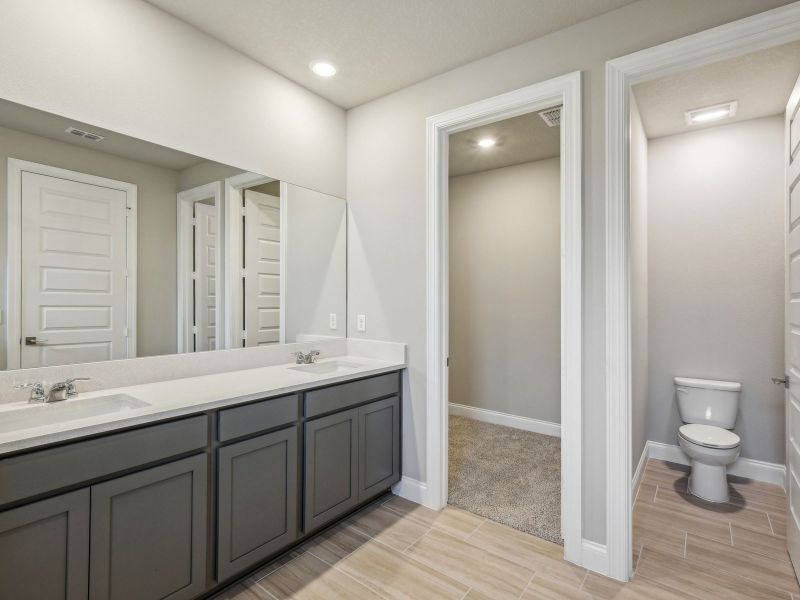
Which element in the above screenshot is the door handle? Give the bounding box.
[24,336,50,346]
[772,376,789,388]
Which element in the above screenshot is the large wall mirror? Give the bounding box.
[0,99,346,370]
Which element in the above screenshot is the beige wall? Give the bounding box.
[647,116,785,464]
[0,125,180,368]
[345,0,791,543]
[630,96,649,474]
[0,0,345,198]
[449,159,560,423]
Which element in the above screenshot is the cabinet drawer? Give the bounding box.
[0,415,208,507]
[218,394,298,442]
[304,372,400,419]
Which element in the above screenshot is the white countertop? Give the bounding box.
[0,355,405,456]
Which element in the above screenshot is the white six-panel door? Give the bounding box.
[19,170,131,368]
[786,72,800,578]
[193,202,217,351]
[243,189,281,346]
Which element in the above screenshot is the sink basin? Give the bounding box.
[289,360,363,375]
[0,394,150,434]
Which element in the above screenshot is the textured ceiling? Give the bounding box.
[145,0,637,108]
[449,110,560,177]
[0,99,206,171]
[633,41,800,139]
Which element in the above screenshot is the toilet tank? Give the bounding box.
[674,377,741,429]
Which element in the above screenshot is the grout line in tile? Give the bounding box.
[252,550,306,583]
[683,532,687,559]
[251,580,281,600]
[459,587,472,600]
[729,522,734,546]
[767,511,776,536]
[330,557,395,600]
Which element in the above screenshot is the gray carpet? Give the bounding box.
[448,415,562,544]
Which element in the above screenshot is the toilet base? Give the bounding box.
[687,461,729,503]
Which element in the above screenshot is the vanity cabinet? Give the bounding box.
[216,427,298,581]
[89,454,208,600]
[0,489,90,600]
[0,369,402,600]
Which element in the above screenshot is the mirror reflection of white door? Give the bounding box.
[16,165,135,368]
[193,202,217,351]
[786,72,800,579]
[243,189,281,346]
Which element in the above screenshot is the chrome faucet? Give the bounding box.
[14,377,90,403]
[292,350,320,364]
[48,378,91,402]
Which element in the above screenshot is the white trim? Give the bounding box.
[645,441,787,488]
[425,71,583,565]
[6,158,138,368]
[223,172,276,348]
[391,476,428,505]
[581,540,609,575]
[176,182,223,353]
[279,182,288,344]
[448,403,561,437]
[632,443,650,501]
[604,4,800,581]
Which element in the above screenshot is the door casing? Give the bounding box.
[604,3,800,582]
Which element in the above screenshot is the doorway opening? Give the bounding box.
[605,4,800,581]
[425,71,584,565]
[447,109,562,544]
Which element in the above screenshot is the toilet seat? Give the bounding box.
[679,424,740,449]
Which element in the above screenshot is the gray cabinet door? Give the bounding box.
[217,427,298,581]
[358,395,401,502]
[303,408,358,533]
[89,454,208,600]
[0,488,90,600]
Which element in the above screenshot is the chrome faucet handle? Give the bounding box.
[292,351,306,364]
[14,382,47,402]
[308,350,320,363]
[64,377,90,398]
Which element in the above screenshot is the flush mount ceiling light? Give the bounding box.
[685,101,738,126]
[477,137,496,149]
[310,61,337,77]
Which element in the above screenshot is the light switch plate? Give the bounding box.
[329,313,337,330]
[357,314,366,332]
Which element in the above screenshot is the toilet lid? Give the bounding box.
[679,424,740,449]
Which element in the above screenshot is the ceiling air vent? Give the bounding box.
[65,126,105,142]
[538,106,562,127]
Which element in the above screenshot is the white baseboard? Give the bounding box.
[580,539,610,575]
[448,403,561,437]
[646,440,786,487]
[391,476,428,505]
[632,443,650,500]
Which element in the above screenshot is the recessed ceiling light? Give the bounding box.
[685,101,738,126]
[310,61,337,77]
[477,138,496,148]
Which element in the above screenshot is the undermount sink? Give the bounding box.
[0,394,150,434]
[289,360,363,375]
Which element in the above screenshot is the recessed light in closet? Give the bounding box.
[310,61,337,77]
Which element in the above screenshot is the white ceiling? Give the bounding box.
[449,110,560,177]
[633,41,800,139]
[145,0,637,109]
[0,99,207,171]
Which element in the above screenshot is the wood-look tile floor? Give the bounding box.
[212,459,799,599]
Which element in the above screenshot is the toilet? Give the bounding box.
[674,377,742,503]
